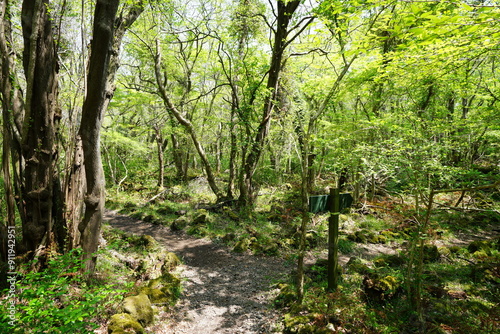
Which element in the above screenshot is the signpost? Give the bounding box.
[328,188,340,292]
[308,189,352,291]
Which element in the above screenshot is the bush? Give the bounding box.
[0,249,129,334]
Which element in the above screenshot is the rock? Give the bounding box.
[171,216,189,231]
[274,283,297,308]
[108,313,144,334]
[122,293,154,326]
[138,235,159,251]
[146,273,181,303]
[363,274,400,302]
[233,238,250,253]
[468,240,492,255]
[160,251,181,274]
[192,209,210,225]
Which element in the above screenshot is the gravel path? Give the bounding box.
[104,210,289,334]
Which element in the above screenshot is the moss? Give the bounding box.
[468,240,492,255]
[137,235,159,251]
[122,293,154,325]
[275,283,297,308]
[448,245,461,254]
[192,209,210,225]
[108,313,144,334]
[171,216,189,231]
[160,251,181,273]
[233,238,250,253]
[147,272,181,302]
[363,275,400,302]
[283,313,327,334]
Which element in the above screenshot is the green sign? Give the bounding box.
[308,193,353,213]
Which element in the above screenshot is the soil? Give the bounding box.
[103,210,290,334]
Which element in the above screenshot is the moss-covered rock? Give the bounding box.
[381,230,400,239]
[422,244,440,263]
[346,257,372,275]
[233,238,250,253]
[363,274,400,302]
[122,293,154,325]
[373,254,405,268]
[468,240,492,255]
[274,283,297,308]
[137,235,159,251]
[108,313,144,334]
[160,251,181,274]
[192,209,210,225]
[146,272,181,302]
[171,216,189,231]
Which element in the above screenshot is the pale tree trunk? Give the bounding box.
[153,125,165,189]
[20,0,61,254]
[154,39,224,201]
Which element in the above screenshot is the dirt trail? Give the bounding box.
[104,210,289,334]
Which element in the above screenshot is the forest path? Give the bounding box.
[104,210,289,334]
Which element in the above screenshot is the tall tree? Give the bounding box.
[238,0,312,207]
[19,0,61,255]
[79,0,145,273]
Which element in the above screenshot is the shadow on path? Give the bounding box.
[104,210,289,334]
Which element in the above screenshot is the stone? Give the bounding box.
[108,313,144,334]
[138,235,159,251]
[233,238,250,253]
[171,216,189,231]
[192,209,209,225]
[122,293,154,326]
[160,251,181,274]
[147,273,181,302]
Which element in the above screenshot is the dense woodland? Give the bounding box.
[1,0,500,333]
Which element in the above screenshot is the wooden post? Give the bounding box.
[328,187,340,291]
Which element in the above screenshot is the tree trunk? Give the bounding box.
[77,1,143,273]
[0,0,24,256]
[154,126,165,189]
[20,0,61,254]
[79,0,120,274]
[154,39,224,201]
[238,0,302,207]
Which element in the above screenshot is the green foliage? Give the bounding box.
[0,249,129,334]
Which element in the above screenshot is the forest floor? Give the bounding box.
[103,209,291,334]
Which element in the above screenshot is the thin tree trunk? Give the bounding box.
[154,39,224,201]
[79,0,120,274]
[238,0,303,207]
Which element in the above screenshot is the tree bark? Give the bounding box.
[154,39,224,201]
[20,0,61,254]
[238,0,302,207]
[79,0,120,274]
[0,0,23,242]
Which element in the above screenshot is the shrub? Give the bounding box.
[0,249,129,334]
